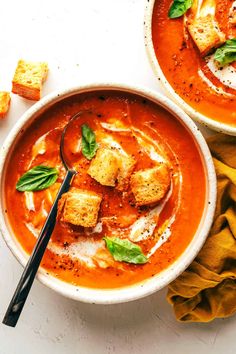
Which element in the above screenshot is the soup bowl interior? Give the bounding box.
[144,0,236,136]
[0,83,216,304]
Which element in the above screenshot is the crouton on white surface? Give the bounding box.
[0,92,11,118]
[58,188,102,228]
[130,164,170,206]
[12,59,48,101]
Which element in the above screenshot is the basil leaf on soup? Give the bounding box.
[168,0,193,19]
[81,124,99,160]
[16,165,59,192]
[103,237,148,264]
[214,39,236,66]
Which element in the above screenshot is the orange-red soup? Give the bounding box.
[5,91,206,289]
[152,0,236,126]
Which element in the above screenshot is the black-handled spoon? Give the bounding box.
[2,110,89,327]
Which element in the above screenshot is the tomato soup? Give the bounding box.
[152,0,236,126]
[4,91,206,289]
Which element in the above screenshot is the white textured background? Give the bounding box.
[0,0,236,353]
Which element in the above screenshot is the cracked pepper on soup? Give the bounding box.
[5,91,206,288]
[152,0,236,126]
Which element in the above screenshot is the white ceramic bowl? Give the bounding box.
[144,0,236,136]
[0,83,216,304]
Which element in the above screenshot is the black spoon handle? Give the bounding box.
[2,169,75,327]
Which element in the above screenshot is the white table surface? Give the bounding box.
[0,0,236,353]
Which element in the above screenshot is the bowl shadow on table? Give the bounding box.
[39,281,236,338]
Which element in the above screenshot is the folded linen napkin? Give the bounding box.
[167,134,236,322]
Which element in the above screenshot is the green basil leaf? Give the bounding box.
[103,237,148,264]
[168,0,193,18]
[81,124,99,160]
[214,39,236,66]
[16,165,59,192]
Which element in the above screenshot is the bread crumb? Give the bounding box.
[0,92,11,118]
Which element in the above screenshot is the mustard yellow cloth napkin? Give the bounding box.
[167,134,236,322]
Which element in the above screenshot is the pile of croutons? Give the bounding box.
[0,59,48,118]
[58,145,171,229]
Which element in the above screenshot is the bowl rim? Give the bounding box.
[0,83,216,304]
[144,0,236,136]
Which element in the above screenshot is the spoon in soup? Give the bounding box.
[3,110,91,327]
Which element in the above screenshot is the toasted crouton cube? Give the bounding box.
[59,188,102,227]
[130,164,170,206]
[87,147,119,187]
[0,92,11,118]
[12,60,48,101]
[88,145,136,189]
[188,14,226,55]
[116,154,136,191]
